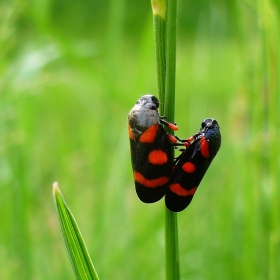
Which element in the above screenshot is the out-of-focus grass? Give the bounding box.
[0,1,279,279]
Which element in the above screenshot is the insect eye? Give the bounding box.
[201,118,215,129]
[201,119,207,128]
[151,96,160,109]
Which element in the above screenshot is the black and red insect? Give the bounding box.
[128,95,178,203]
[165,118,221,212]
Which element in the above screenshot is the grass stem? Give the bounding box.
[152,1,180,279]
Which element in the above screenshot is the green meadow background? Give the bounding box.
[1,0,280,279]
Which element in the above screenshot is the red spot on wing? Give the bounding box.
[139,124,158,143]
[148,150,168,165]
[128,124,134,140]
[169,183,197,196]
[134,171,169,188]
[182,162,196,173]
[200,137,210,158]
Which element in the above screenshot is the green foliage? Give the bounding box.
[53,183,99,280]
[152,1,181,279]
[1,0,280,279]
[153,1,180,279]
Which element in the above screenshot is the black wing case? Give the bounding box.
[130,124,173,203]
[165,127,221,212]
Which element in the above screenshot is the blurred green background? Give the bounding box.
[1,0,280,279]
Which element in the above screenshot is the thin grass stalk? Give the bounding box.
[152,0,180,279]
[268,13,280,280]
[257,1,280,278]
[164,1,179,279]
[151,0,166,104]
[260,3,280,279]
[164,0,177,123]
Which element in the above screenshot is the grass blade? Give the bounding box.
[151,0,166,102]
[52,182,100,280]
[164,1,180,279]
[164,0,177,123]
[152,0,180,279]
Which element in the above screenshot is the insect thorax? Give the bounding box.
[128,105,160,139]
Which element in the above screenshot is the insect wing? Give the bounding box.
[129,123,173,203]
[165,119,221,212]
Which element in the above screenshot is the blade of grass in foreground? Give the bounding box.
[53,182,99,280]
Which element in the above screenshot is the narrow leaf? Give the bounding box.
[52,182,100,280]
[151,0,180,279]
[151,0,166,108]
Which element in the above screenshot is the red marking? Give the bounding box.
[184,142,191,147]
[139,124,158,143]
[182,162,196,173]
[185,136,194,147]
[128,124,134,140]
[167,123,178,131]
[200,137,210,158]
[168,134,177,143]
[170,183,197,196]
[148,150,168,165]
[176,136,193,147]
[134,171,169,188]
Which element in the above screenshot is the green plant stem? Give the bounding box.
[151,0,166,106]
[165,208,180,280]
[257,1,280,278]
[155,15,166,103]
[164,0,177,123]
[152,1,180,279]
[164,1,179,279]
